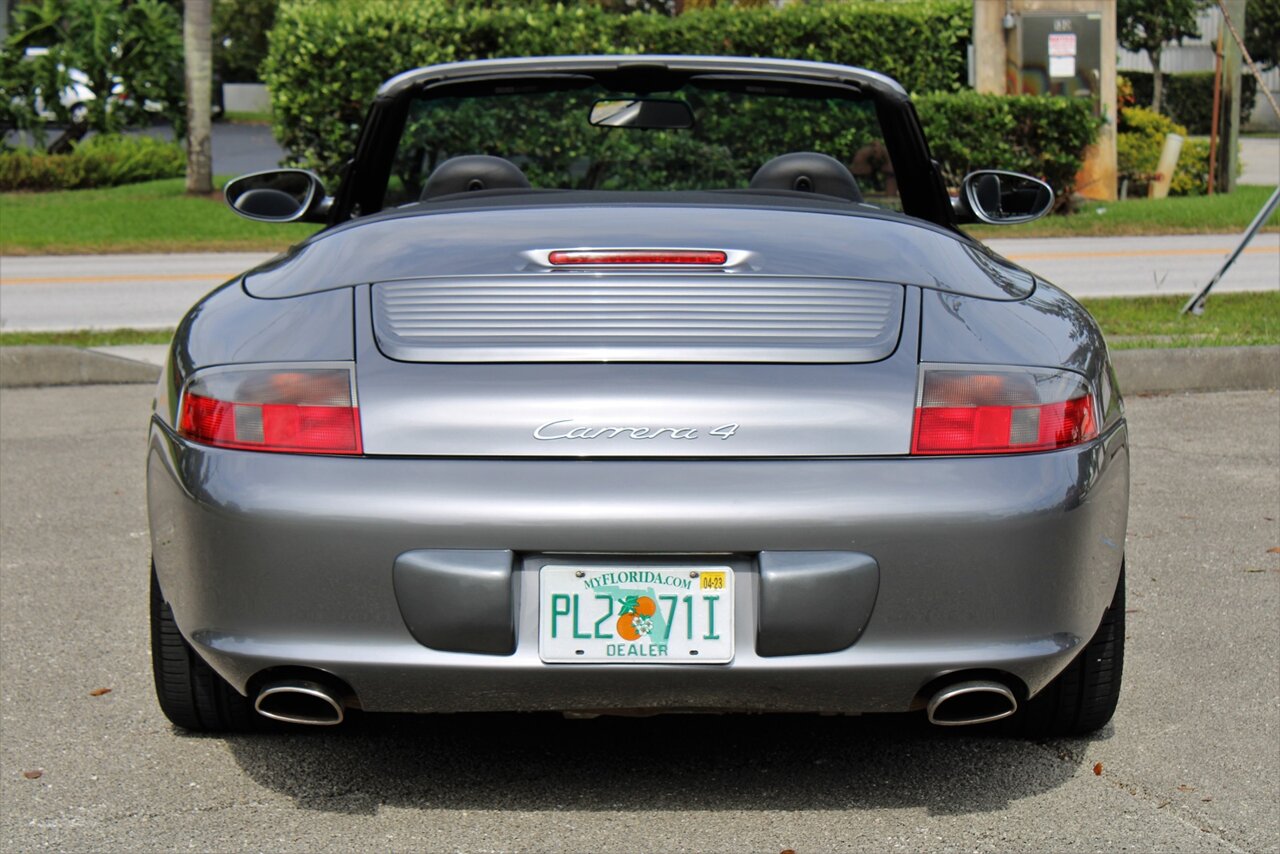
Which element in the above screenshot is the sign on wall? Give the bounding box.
[1018,13,1102,104]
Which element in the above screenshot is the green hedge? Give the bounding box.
[1116,106,1216,196]
[916,91,1102,205]
[0,134,184,191]
[264,0,970,181]
[1119,71,1257,134]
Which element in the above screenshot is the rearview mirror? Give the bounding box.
[224,168,331,223]
[955,170,1054,225]
[589,98,694,129]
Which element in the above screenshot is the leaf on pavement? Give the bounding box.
[1267,547,1280,554]
[88,687,112,697]
[22,769,43,779]
[1093,762,1103,776]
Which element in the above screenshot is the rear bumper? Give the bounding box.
[147,421,1129,715]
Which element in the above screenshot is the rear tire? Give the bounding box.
[1015,565,1125,737]
[150,561,258,732]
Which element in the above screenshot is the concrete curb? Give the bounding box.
[1111,345,1279,394]
[0,346,161,388]
[0,344,1276,394]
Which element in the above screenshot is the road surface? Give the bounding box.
[1,385,1276,851]
[2,233,1277,332]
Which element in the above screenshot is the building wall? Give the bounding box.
[972,0,1118,200]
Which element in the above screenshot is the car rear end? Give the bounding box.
[147,216,1128,727]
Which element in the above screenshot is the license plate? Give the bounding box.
[538,566,734,664]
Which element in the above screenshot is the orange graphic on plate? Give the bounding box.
[616,594,656,641]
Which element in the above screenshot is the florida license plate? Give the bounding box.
[538,566,734,664]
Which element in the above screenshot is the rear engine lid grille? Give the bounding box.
[372,275,904,363]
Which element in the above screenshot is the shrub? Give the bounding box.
[1116,106,1219,196]
[215,0,280,84]
[1119,71,1257,133]
[263,0,971,182]
[0,0,184,139]
[915,91,1102,206]
[0,134,184,191]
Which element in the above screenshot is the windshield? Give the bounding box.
[386,79,900,209]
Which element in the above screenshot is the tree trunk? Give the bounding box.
[184,0,213,195]
[1151,45,1164,115]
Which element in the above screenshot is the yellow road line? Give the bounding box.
[0,272,236,286]
[1006,246,1277,261]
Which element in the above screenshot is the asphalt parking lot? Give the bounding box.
[1,384,1277,853]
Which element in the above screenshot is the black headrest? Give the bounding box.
[749,152,862,202]
[421,155,531,200]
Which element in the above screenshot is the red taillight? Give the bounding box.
[911,366,1098,455]
[548,249,727,266]
[178,367,361,455]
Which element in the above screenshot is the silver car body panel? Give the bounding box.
[356,285,918,458]
[147,419,1129,714]
[371,274,904,364]
[377,54,911,99]
[241,205,1034,301]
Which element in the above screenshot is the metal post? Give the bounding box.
[1180,186,1280,315]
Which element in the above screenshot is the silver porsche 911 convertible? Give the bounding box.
[148,56,1128,736]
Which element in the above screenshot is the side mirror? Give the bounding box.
[224,168,331,223]
[953,170,1054,225]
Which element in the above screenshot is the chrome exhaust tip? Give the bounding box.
[926,680,1017,726]
[254,679,345,726]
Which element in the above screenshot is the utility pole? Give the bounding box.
[1214,0,1246,193]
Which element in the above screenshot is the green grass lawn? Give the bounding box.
[2,175,1277,256]
[1080,291,1279,350]
[0,328,175,347]
[0,177,320,255]
[967,185,1280,239]
[3,292,1275,351]
[220,111,273,125]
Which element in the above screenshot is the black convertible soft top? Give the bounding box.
[332,55,955,229]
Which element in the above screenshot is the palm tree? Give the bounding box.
[184,0,212,194]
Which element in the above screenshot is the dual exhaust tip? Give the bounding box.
[926,679,1018,726]
[252,676,1016,728]
[254,679,346,726]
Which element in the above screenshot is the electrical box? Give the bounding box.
[1015,12,1103,104]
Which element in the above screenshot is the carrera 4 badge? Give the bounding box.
[533,420,739,441]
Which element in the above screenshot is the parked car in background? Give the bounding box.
[11,46,176,129]
[148,55,1129,737]
[18,47,102,125]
